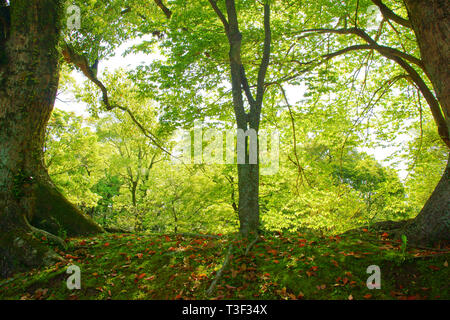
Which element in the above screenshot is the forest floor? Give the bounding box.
[0,229,449,300]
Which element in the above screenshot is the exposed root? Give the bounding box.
[24,217,67,250]
[245,236,260,256]
[206,243,233,296]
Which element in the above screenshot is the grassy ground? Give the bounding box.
[0,229,448,300]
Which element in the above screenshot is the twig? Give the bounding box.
[206,243,233,296]
[245,236,260,255]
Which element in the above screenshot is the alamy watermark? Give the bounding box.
[170,121,280,175]
[67,4,81,31]
[66,265,81,290]
[366,265,381,289]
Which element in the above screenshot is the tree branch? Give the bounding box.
[61,42,176,155]
[371,0,411,28]
[295,28,450,147]
[299,28,423,69]
[208,0,230,38]
[255,2,271,116]
[153,0,172,19]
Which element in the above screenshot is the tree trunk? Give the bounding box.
[237,162,260,238]
[401,0,450,245]
[404,0,450,137]
[404,154,450,245]
[0,0,102,278]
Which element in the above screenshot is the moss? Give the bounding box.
[1,231,448,300]
[32,181,103,237]
[0,229,59,278]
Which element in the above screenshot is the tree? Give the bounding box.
[293,0,449,245]
[0,0,101,278]
[67,0,273,238]
[207,0,271,237]
[399,0,449,245]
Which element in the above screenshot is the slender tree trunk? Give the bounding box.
[400,0,450,245]
[237,161,259,237]
[0,0,101,278]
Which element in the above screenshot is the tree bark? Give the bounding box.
[404,0,450,140]
[401,0,450,245]
[237,162,260,237]
[0,0,102,278]
[403,154,450,245]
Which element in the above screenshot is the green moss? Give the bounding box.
[0,231,448,300]
[33,181,103,237]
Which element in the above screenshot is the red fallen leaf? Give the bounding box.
[136,273,146,280]
[298,243,305,247]
[306,271,316,277]
[362,228,368,232]
[104,242,110,247]
[342,277,349,285]
[316,284,326,290]
[429,265,440,271]
[331,260,339,267]
[65,254,79,260]
[297,292,304,299]
[363,294,372,299]
[273,260,279,264]
[390,291,403,297]
[381,232,389,238]
[164,235,171,242]
[41,236,47,241]
[174,294,182,300]
[225,285,236,290]
[144,275,155,281]
[136,253,143,259]
[79,240,86,246]
[310,266,319,271]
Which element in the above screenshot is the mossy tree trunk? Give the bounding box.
[401,0,450,245]
[0,0,102,278]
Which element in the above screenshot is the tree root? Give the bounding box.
[206,243,233,296]
[245,236,260,256]
[24,217,67,250]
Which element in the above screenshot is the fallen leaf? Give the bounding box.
[429,265,440,271]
